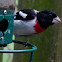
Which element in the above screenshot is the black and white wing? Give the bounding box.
[14,9,39,20]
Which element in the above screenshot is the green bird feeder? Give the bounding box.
[0,10,37,62]
[0,10,14,47]
[0,1,37,62]
[0,9,37,62]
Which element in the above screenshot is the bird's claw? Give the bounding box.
[25,40,29,48]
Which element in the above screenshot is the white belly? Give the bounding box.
[13,17,37,36]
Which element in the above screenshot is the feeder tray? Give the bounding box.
[0,40,37,62]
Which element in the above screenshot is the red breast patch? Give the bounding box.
[33,21,46,34]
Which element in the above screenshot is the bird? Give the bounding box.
[13,9,61,47]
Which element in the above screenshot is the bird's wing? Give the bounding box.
[20,9,39,15]
[14,9,39,21]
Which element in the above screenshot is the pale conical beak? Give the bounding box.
[52,16,61,24]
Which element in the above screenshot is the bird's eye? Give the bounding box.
[49,14,52,16]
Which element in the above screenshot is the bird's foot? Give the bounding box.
[25,40,29,48]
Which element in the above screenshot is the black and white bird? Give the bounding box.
[14,9,61,36]
[13,9,61,47]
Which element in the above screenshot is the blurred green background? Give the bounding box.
[13,0,62,62]
[0,0,62,62]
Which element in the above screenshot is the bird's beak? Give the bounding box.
[52,16,61,24]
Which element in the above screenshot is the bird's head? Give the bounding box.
[37,10,61,28]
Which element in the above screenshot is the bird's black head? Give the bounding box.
[37,10,61,29]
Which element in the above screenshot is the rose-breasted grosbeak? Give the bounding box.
[13,9,61,47]
[14,9,61,36]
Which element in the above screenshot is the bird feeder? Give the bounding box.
[0,1,37,62]
[0,10,14,46]
[0,0,15,46]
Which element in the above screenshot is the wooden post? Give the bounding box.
[0,0,15,10]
